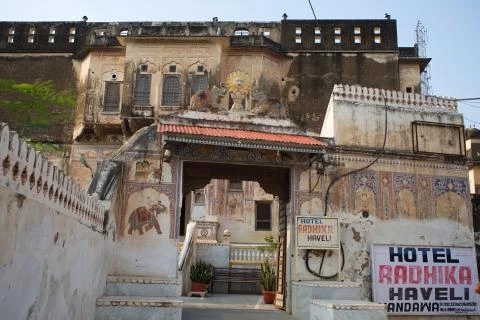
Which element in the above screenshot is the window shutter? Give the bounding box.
[134,74,152,105]
[162,75,180,106]
[103,82,121,112]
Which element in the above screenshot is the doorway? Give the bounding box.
[180,161,290,308]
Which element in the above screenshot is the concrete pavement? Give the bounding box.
[180,294,299,320]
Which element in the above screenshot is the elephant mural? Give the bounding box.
[127,201,166,235]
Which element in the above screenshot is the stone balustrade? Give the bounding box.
[332,84,457,111]
[0,123,105,231]
[230,243,277,266]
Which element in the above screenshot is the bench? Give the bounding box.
[210,267,261,294]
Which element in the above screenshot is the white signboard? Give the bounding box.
[296,216,339,249]
[371,244,480,315]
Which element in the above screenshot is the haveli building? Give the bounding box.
[0,17,478,320]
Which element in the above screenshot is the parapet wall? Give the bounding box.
[0,122,105,230]
[0,122,114,319]
[331,84,458,111]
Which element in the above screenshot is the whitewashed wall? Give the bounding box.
[0,123,115,320]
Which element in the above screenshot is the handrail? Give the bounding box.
[178,221,196,271]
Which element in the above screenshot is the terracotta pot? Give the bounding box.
[262,290,276,304]
[191,281,207,292]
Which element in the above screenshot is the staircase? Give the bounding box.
[95,275,183,320]
[291,281,387,320]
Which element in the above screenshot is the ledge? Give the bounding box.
[96,296,182,307]
[311,299,386,310]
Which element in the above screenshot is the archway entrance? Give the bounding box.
[181,161,290,308]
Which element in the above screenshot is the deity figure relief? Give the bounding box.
[225,71,251,112]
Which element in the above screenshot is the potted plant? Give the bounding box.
[190,259,213,292]
[260,259,276,304]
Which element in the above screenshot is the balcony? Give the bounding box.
[230,35,283,54]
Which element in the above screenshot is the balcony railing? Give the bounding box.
[229,243,277,266]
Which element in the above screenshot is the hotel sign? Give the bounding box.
[296,216,339,249]
[371,245,480,315]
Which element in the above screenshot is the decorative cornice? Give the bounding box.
[330,153,467,172]
[164,133,324,153]
[332,84,457,112]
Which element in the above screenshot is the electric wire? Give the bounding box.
[307,0,318,20]
[464,116,480,125]
[305,92,390,279]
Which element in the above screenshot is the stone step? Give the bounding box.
[310,299,387,320]
[106,275,181,297]
[291,281,362,319]
[95,296,182,320]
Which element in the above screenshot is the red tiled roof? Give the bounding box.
[158,124,326,147]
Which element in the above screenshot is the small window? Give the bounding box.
[140,64,148,73]
[314,36,321,44]
[134,74,152,106]
[295,37,302,44]
[262,31,270,38]
[374,36,382,44]
[70,27,76,35]
[406,87,413,93]
[295,27,302,35]
[354,36,361,44]
[68,36,75,43]
[49,27,56,35]
[103,81,121,112]
[8,28,15,35]
[314,27,321,35]
[162,75,180,106]
[196,65,204,73]
[335,36,341,44]
[7,36,14,43]
[27,36,34,43]
[229,180,243,190]
[255,202,272,231]
[29,27,35,35]
[234,29,249,36]
[334,27,341,35]
[374,27,381,34]
[48,36,55,43]
[354,27,361,35]
[169,65,177,73]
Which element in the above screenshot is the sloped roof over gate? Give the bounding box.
[158,123,326,153]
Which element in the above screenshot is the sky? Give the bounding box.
[1,0,479,128]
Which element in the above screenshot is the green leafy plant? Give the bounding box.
[260,235,278,252]
[190,259,213,284]
[0,79,75,129]
[260,259,276,291]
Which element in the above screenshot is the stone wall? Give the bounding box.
[0,123,114,320]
